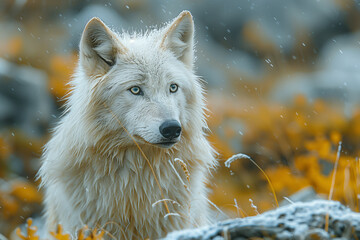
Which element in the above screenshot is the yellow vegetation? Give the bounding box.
[16,220,105,240]
[49,54,77,99]
[208,94,360,215]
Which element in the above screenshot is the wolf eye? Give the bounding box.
[129,86,143,95]
[169,84,178,93]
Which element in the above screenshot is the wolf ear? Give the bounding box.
[160,11,194,69]
[79,18,126,75]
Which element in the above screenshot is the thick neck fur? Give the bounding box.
[39,71,215,238]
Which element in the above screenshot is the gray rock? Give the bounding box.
[195,30,264,89]
[147,0,343,53]
[163,200,360,240]
[269,32,360,113]
[0,58,54,137]
[280,186,323,206]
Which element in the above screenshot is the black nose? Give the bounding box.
[159,120,182,139]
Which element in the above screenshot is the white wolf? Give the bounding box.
[38,11,216,239]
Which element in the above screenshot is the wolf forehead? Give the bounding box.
[101,45,193,92]
[113,43,187,80]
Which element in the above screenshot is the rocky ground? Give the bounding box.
[164,200,360,240]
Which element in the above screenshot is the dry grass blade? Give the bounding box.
[100,221,128,240]
[152,199,181,208]
[352,226,359,240]
[233,198,246,218]
[168,159,189,191]
[164,213,180,219]
[225,153,279,207]
[355,157,360,212]
[175,158,190,183]
[204,196,227,217]
[325,141,342,232]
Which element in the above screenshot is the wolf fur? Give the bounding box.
[38,11,216,239]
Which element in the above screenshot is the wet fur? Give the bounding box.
[38,11,216,239]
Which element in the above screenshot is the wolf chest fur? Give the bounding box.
[38,11,216,239]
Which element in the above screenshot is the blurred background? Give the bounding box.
[1,0,360,236]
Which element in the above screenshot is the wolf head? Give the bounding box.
[71,11,206,150]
